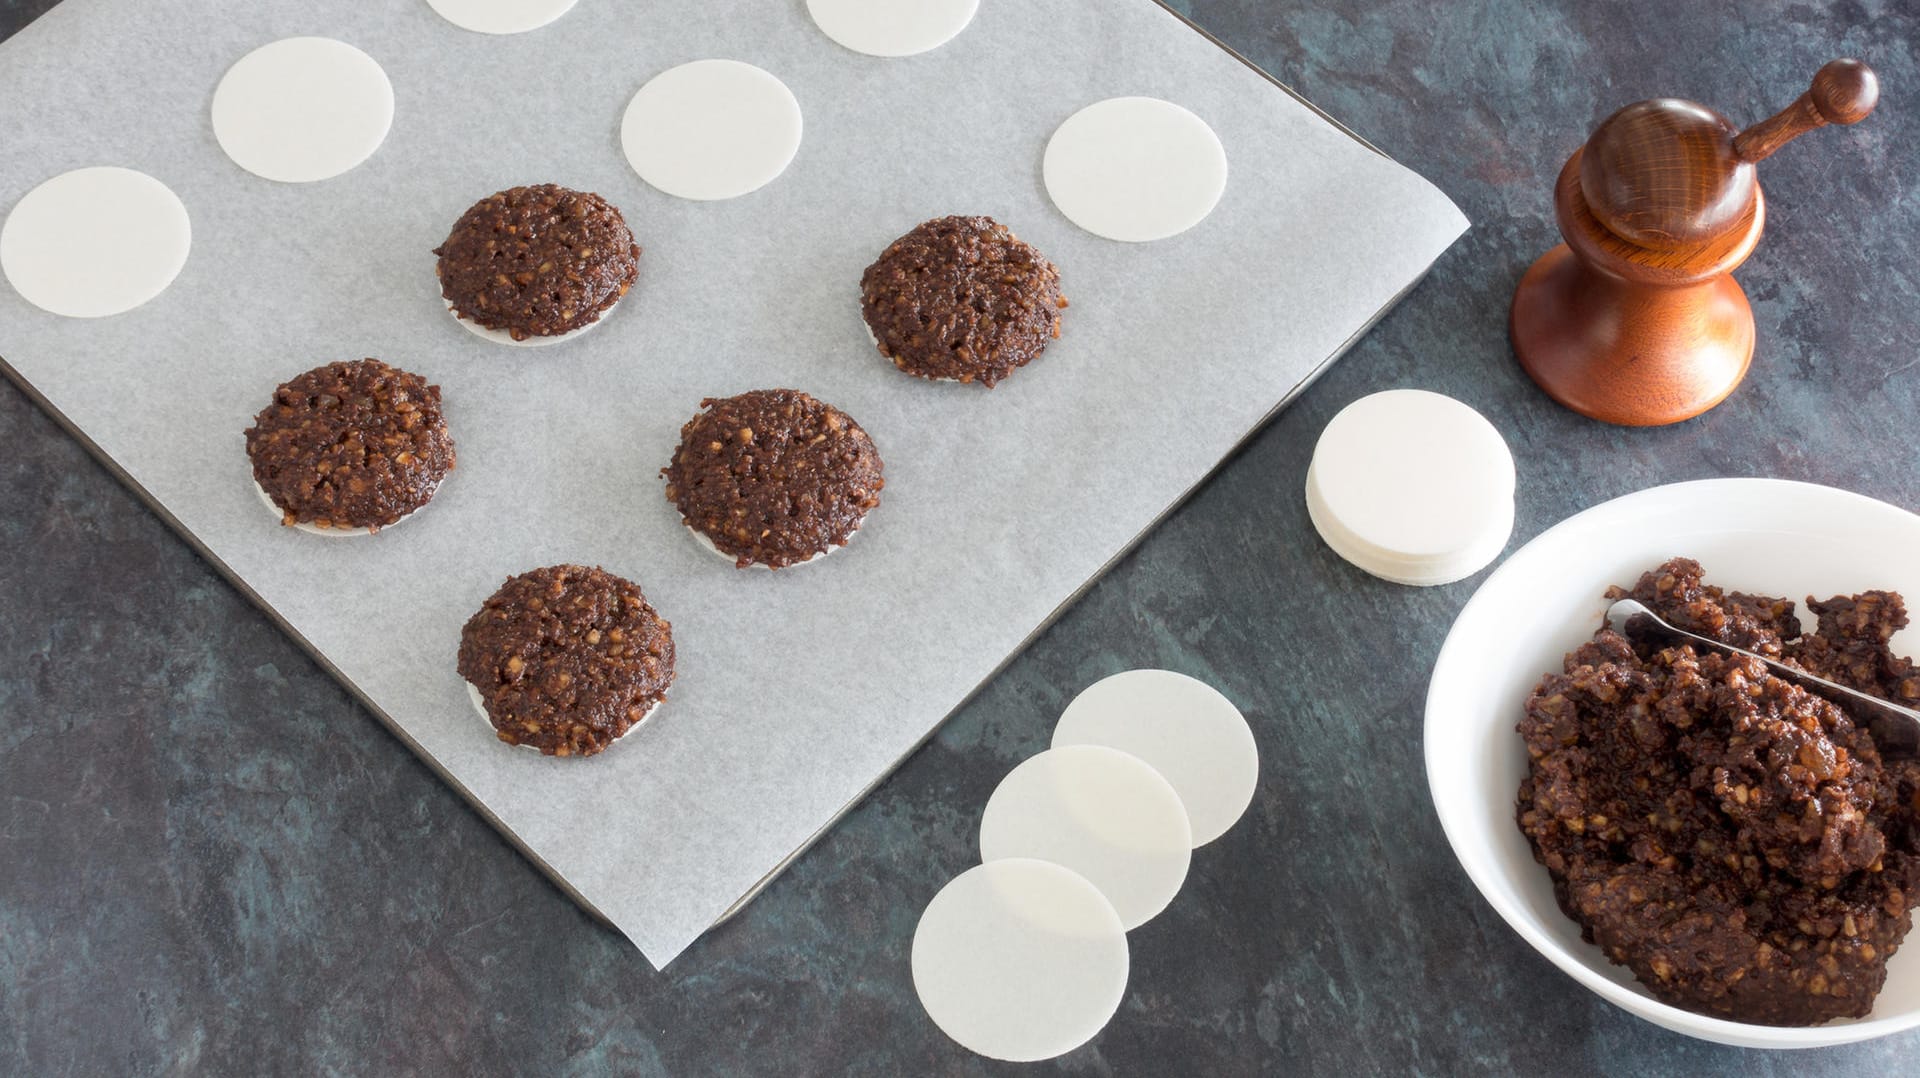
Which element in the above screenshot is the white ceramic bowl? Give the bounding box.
[1426,478,1920,1048]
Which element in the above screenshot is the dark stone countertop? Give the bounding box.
[5,0,1920,1074]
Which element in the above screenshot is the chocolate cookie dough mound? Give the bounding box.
[662,389,884,569]
[458,564,675,757]
[245,358,455,531]
[860,215,1067,387]
[1517,558,1920,1026]
[434,184,640,341]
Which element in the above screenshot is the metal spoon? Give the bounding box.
[1604,597,1920,759]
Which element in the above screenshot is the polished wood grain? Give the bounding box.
[1513,60,1878,427]
[1579,100,1750,251]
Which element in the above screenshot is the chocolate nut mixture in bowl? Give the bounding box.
[860,215,1067,387]
[458,564,675,758]
[1518,557,1920,1026]
[244,358,456,532]
[435,183,641,341]
[662,388,884,569]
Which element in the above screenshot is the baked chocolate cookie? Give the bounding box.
[245,358,455,531]
[458,564,675,757]
[434,184,640,341]
[662,389,884,569]
[859,215,1067,387]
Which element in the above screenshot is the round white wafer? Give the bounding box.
[621,60,802,201]
[465,682,658,753]
[1,167,191,318]
[806,0,979,57]
[1043,97,1227,242]
[979,744,1192,930]
[212,37,393,183]
[1052,669,1257,846]
[425,0,578,35]
[444,295,615,347]
[252,479,428,538]
[911,858,1128,1062]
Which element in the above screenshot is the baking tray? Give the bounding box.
[0,0,1467,966]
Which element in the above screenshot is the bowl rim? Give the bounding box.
[1424,476,1920,1048]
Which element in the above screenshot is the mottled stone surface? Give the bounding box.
[4,0,1919,1073]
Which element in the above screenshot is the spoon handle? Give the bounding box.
[1604,598,1920,758]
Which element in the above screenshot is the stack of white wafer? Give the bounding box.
[1306,389,1516,586]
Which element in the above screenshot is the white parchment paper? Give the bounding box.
[0,0,1466,966]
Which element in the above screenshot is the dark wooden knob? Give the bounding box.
[1578,59,1879,251]
[1579,99,1749,250]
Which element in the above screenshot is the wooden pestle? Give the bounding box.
[1510,60,1879,426]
